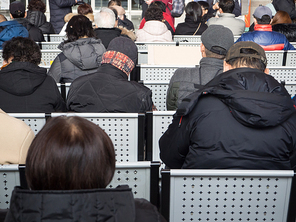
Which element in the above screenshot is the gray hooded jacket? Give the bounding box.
[48,37,106,83]
[166,57,224,110]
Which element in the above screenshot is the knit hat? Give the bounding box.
[201,25,234,56]
[107,36,138,64]
[253,6,272,19]
[225,41,267,66]
[10,1,25,14]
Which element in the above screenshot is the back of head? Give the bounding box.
[110,5,125,19]
[145,5,163,22]
[108,0,122,7]
[219,0,234,13]
[253,6,272,24]
[150,1,166,12]
[27,0,46,13]
[77,3,93,15]
[10,1,26,18]
[198,1,209,11]
[0,14,7,23]
[201,25,234,59]
[271,11,292,25]
[2,37,41,65]
[66,15,95,42]
[185,2,202,22]
[26,116,115,190]
[102,36,138,74]
[94,7,116,28]
[225,41,267,72]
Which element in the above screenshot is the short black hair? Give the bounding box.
[27,0,46,13]
[254,15,271,24]
[65,15,95,43]
[150,1,166,12]
[2,37,41,65]
[145,5,163,21]
[219,0,235,13]
[108,0,122,7]
[198,1,209,11]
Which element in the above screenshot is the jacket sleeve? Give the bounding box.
[52,81,67,112]
[159,114,191,169]
[284,38,295,50]
[139,88,153,112]
[51,0,76,8]
[48,54,62,83]
[166,81,179,111]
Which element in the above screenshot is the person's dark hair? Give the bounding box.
[145,5,163,21]
[204,47,226,59]
[11,10,25,18]
[65,15,95,43]
[108,0,122,7]
[111,7,118,20]
[254,15,271,24]
[2,37,41,65]
[271,11,292,25]
[27,0,46,13]
[219,0,235,13]
[198,1,209,11]
[226,48,266,72]
[26,116,116,190]
[185,2,202,22]
[77,3,93,15]
[150,1,166,12]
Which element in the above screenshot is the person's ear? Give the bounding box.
[254,17,258,25]
[24,11,27,18]
[264,68,269,75]
[200,43,206,57]
[270,18,273,24]
[223,60,232,72]
[10,13,13,19]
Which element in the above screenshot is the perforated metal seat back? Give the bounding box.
[286,52,296,66]
[140,65,195,81]
[51,113,140,162]
[108,162,151,200]
[43,34,66,42]
[144,81,169,111]
[152,111,174,161]
[40,50,61,66]
[8,113,47,135]
[38,42,60,50]
[269,67,296,82]
[169,170,293,222]
[0,165,20,209]
[266,51,284,66]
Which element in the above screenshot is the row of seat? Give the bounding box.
[1,164,296,222]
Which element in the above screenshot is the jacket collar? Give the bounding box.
[99,63,129,80]
[218,13,235,18]
[254,24,272,32]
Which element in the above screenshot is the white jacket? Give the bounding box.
[136,21,173,42]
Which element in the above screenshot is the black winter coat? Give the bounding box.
[94,28,121,49]
[159,68,296,170]
[49,0,76,33]
[67,64,153,113]
[26,10,55,34]
[175,16,208,35]
[272,23,296,42]
[118,15,135,31]
[14,18,45,42]
[0,62,66,113]
[4,186,166,222]
[273,0,296,20]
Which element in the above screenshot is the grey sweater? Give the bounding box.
[166,57,224,110]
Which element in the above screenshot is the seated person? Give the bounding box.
[9,1,44,42]
[139,1,175,35]
[0,109,34,164]
[0,14,28,49]
[93,7,122,48]
[48,15,106,83]
[0,37,66,113]
[207,0,245,36]
[110,5,135,31]
[26,0,55,34]
[160,41,296,170]
[67,36,153,113]
[175,2,208,35]
[4,116,166,222]
[272,0,296,21]
[271,11,296,42]
[236,6,295,50]
[136,5,172,42]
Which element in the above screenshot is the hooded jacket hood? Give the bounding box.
[26,10,47,28]
[0,62,47,96]
[58,38,105,70]
[177,67,296,128]
[142,21,170,35]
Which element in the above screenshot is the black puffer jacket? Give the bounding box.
[4,186,166,222]
[26,10,55,34]
[272,23,296,42]
[160,68,296,170]
[273,0,296,20]
[175,16,208,35]
[14,18,45,42]
[67,64,153,113]
[0,62,66,113]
